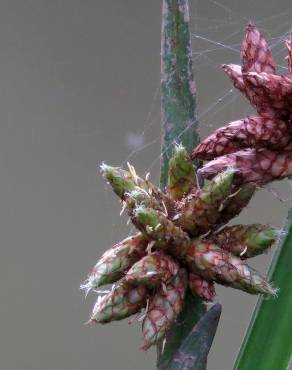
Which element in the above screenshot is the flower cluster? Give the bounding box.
[194,24,292,184]
[81,24,291,350]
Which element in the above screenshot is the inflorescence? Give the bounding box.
[81,24,292,350]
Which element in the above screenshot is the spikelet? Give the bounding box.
[101,163,174,214]
[100,164,137,200]
[89,282,148,324]
[198,148,292,185]
[223,24,292,118]
[244,72,292,117]
[81,233,147,292]
[240,23,275,74]
[142,268,187,350]
[124,252,179,288]
[192,115,290,160]
[188,272,215,302]
[132,205,191,257]
[213,224,278,258]
[176,168,235,236]
[185,240,277,296]
[167,144,196,200]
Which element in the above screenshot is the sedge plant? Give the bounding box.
[81,2,292,369]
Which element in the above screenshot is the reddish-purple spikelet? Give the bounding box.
[241,23,275,74]
[198,148,292,185]
[244,72,292,117]
[223,25,292,118]
[192,114,291,160]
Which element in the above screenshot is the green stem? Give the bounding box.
[160,0,199,191]
[234,210,292,370]
[158,1,219,369]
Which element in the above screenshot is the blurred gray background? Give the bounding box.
[1,1,292,369]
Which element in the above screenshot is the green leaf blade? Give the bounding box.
[234,211,292,370]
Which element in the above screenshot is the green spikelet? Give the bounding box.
[101,163,174,215]
[219,183,256,224]
[133,206,190,257]
[89,282,148,324]
[214,224,279,258]
[100,164,137,200]
[125,187,164,213]
[124,252,179,288]
[185,240,277,296]
[167,144,196,200]
[80,233,147,292]
[142,268,188,350]
[176,168,235,236]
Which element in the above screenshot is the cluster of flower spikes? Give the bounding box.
[80,24,292,351]
[194,24,292,184]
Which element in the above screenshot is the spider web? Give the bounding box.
[118,0,292,211]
